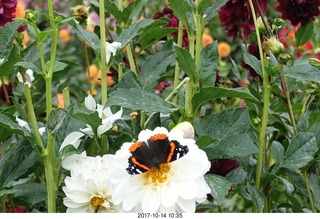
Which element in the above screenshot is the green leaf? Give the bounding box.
[47,109,68,134]
[309,173,320,211]
[267,174,294,195]
[295,22,313,47]
[167,0,196,33]
[270,141,284,163]
[45,60,69,73]
[0,139,35,188]
[0,20,23,60]
[122,0,148,25]
[281,132,318,169]
[192,87,259,113]
[139,27,177,50]
[36,30,52,43]
[282,64,320,83]
[195,107,250,140]
[205,174,231,205]
[175,46,197,82]
[199,41,219,87]
[15,62,42,75]
[225,167,247,186]
[247,184,264,212]
[197,0,213,15]
[72,23,101,54]
[140,51,176,91]
[205,134,259,159]
[0,114,32,140]
[66,102,101,135]
[0,183,47,205]
[204,0,229,21]
[118,19,168,48]
[106,88,177,114]
[243,52,262,77]
[112,71,141,90]
[287,195,303,212]
[0,46,22,75]
[104,0,122,23]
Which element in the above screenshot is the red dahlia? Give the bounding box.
[218,0,267,40]
[276,0,320,26]
[0,0,17,27]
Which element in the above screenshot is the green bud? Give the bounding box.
[278,52,293,65]
[309,58,320,70]
[25,10,38,22]
[257,16,267,34]
[55,15,63,24]
[263,36,284,56]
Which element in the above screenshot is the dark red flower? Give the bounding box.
[276,0,320,26]
[208,158,240,177]
[218,0,267,40]
[0,0,17,27]
[0,82,13,105]
[153,7,189,48]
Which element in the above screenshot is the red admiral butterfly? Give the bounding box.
[126,133,189,175]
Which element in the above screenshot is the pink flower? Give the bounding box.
[0,0,17,27]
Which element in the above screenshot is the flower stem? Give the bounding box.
[118,63,123,81]
[185,77,193,122]
[62,87,70,107]
[195,12,202,74]
[126,43,138,75]
[301,93,312,118]
[302,168,317,213]
[248,0,270,212]
[173,21,183,105]
[99,0,108,106]
[281,77,298,134]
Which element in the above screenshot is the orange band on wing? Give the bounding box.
[129,142,142,152]
[150,134,168,141]
[131,157,150,171]
[167,142,176,163]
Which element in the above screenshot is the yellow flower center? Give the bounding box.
[90,196,105,213]
[145,163,171,185]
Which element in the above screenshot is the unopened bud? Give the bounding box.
[25,10,37,22]
[263,36,284,56]
[309,58,320,70]
[170,121,195,139]
[257,16,267,34]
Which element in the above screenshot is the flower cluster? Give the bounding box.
[62,122,211,213]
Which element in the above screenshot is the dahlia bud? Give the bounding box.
[256,16,267,35]
[263,36,284,56]
[170,121,195,139]
[25,10,37,22]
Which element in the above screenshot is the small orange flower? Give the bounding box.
[88,64,115,87]
[21,30,30,47]
[218,42,231,58]
[15,0,26,18]
[59,29,70,44]
[202,29,214,48]
[57,93,64,108]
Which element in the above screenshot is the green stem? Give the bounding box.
[195,12,202,74]
[62,87,70,107]
[100,135,109,155]
[43,133,57,213]
[301,93,312,118]
[185,77,193,121]
[45,75,53,118]
[99,0,108,106]
[25,84,45,154]
[140,111,146,130]
[126,43,138,75]
[84,44,93,95]
[173,21,183,105]
[281,77,298,135]
[188,34,195,59]
[117,0,123,10]
[118,63,123,81]
[302,169,317,213]
[248,0,270,212]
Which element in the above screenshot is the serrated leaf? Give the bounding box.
[1,183,47,205]
[0,46,22,75]
[195,107,250,139]
[72,23,101,54]
[205,174,231,205]
[106,88,176,114]
[0,114,32,139]
[175,46,197,82]
[139,27,177,50]
[0,20,23,60]
[140,51,176,91]
[281,132,318,169]
[282,64,320,83]
[0,139,35,188]
[167,0,196,33]
[199,41,219,86]
[15,62,42,75]
[247,184,264,212]
[192,87,259,113]
[205,134,259,159]
[243,52,262,77]
[270,141,284,163]
[204,0,229,21]
[295,22,313,47]
[45,60,68,73]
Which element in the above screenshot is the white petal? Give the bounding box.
[38,127,46,136]
[84,95,96,111]
[176,198,196,213]
[141,187,160,213]
[177,180,199,200]
[80,125,94,136]
[160,182,179,208]
[60,131,85,151]
[0,58,4,64]
[97,108,123,136]
[61,151,88,171]
[16,117,31,132]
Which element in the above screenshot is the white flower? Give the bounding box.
[16,116,31,133]
[59,131,85,152]
[80,95,123,137]
[106,41,121,64]
[110,125,211,213]
[62,153,117,213]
